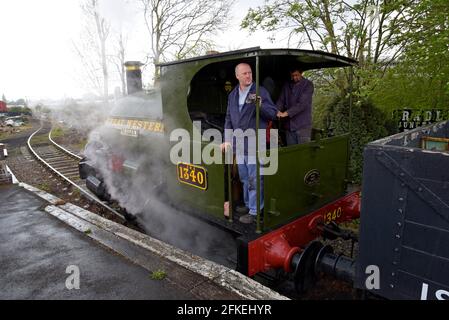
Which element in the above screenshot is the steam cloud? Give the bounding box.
[83,94,237,267]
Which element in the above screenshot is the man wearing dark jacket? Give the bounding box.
[276,68,314,145]
[222,63,277,224]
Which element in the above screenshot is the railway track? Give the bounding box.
[27,124,125,221]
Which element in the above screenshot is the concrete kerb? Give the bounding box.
[5,165,18,184]
[19,182,289,300]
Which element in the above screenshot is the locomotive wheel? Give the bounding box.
[292,241,323,293]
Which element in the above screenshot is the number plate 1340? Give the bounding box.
[177,163,208,190]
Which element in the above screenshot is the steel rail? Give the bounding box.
[27,125,125,221]
[48,129,82,160]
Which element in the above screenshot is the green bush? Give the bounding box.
[323,96,396,183]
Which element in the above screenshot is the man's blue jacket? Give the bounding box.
[225,83,277,131]
[224,83,277,155]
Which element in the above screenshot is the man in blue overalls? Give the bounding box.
[222,63,277,224]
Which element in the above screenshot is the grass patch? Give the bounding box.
[50,127,65,139]
[20,124,33,131]
[75,139,88,151]
[30,133,50,144]
[0,132,10,141]
[0,124,34,141]
[71,188,81,197]
[150,269,167,280]
[8,148,21,157]
[341,219,360,232]
[37,182,51,192]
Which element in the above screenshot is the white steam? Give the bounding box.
[83,95,237,266]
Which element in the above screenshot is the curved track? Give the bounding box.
[27,124,125,221]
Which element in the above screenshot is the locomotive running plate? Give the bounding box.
[177,163,208,190]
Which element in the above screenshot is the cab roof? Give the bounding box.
[157,47,358,70]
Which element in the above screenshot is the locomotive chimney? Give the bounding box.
[124,61,143,95]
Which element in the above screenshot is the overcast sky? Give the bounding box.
[0,0,289,102]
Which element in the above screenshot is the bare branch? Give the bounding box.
[77,0,111,103]
[140,0,234,82]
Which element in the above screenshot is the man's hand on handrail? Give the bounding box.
[220,142,231,153]
[277,111,289,118]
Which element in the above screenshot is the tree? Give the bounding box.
[75,0,111,104]
[91,0,110,104]
[8,106,32,114]
[242,0,410,97]
[242,1,414,184]
[15,98,27,106]
[140,0,234,82]
[371,0,449,112]
[323,96,395,182]
[110,32,127,96]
